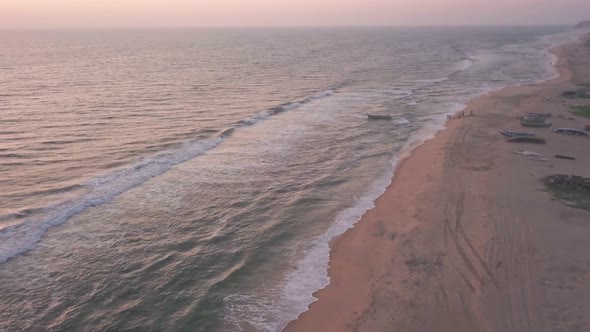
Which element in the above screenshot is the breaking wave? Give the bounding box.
[0,88,338,265]
[236,90,334,127]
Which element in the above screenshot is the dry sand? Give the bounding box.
[284,35,590,332]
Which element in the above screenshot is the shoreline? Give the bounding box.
[284,33,590,332]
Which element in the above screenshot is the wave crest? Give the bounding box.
[0,87,339,264]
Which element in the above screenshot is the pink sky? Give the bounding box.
[0,0,588,28]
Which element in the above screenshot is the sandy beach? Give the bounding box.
[284,34,590,332]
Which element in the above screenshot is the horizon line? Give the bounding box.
[0,23,577,31]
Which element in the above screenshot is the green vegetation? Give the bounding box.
[543,175,590,211]
[571,105,590,118]
[578,83,590,88]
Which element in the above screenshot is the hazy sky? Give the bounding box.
[0,0,588,28]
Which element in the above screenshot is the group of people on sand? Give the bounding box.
[446,109,474,121]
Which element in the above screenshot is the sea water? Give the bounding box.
[0,26,585,331]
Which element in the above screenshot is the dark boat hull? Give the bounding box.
[500,130,536,138]
[367,114,392,120]
[507,137,546,144]
[521,121,551,128]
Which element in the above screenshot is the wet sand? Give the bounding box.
[284,35,590,332]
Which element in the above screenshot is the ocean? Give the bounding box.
[0,26,584,331]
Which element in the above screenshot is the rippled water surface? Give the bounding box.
[0,26,583,331]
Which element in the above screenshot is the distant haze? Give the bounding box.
[0,0,589,28]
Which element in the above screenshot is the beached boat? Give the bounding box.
[367,114,392,120]
[555,155,576,160]
[551,128,590,136]
[526,112,552,118]
[507,136,546,144]
[500,130,536,138]
[520,119,551,127]
[521,116,547,122]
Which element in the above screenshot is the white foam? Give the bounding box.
[394,117,411,125]
[456,58,474,71]
[281,102,301,111]
[310,90,334,100]
[388,89,413,101]
[416,77,449,84]
[538,52,560,83]
[224,154,399,332]
[238,111,274,126]
[531,31,581,84]
[238,90,336,127]
[0,138,223,264]
[405,110,453,153]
